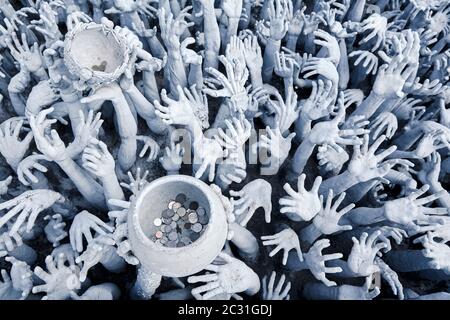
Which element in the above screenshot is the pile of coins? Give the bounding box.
[150,193,209,247]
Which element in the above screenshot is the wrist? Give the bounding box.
[301,222,323,245]
[33,67,48,80]
[244,270,261,296]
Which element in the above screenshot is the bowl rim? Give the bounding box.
[63,22,131,83]
[131,175,220,252]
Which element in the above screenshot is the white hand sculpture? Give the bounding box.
[303,239,343,287]
[136,135,160,162]
[32,255,81,300]
[261,227,303,264]
[269,87,300,134]
[51,244,78,267]
[229,179,272,226]
[5,256,33,300]
[120,168,149,196]
[0,118,34,168]
[348,231,387,277]
[112,223,139,265]
[0,176,12,196]
[159,141,185,174]
[188,252,260,300]
[422,233,450,274]
[317,144,349,174]
[256,126,296,170]
[17,154,49,186]
[348,50,379,75]
[44,214,67,247]
[0,189,64,235]
[313,190,354,235]
[279,174,322,222]
[261,271,291,300]
[347,134,398,183]
[359,13,387,51]
[75,235,116,282]
[154,86,197,126]
[383,185,447,234]
[314,29,340,65]
[69,210,114,253]
[300,80,335,121]
[81,139,116,178]
[369,112,398,140]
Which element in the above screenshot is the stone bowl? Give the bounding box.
[127,175,228,277]
[63,22,131,88]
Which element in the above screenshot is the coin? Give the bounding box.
[155,231,163,239]
[166,241,177,247]
[198,213,208,224]
[168,200,176,209]
[177,207,186,217]
[153,218,162,227]
[162,217,172,224]
[160,238,167,245]
[164,225,172,233]
[188,212,198,224]
[162,209,173,219]
[184,223,192,230]
[170,221,177,229]
[197,207,206,215]
[175,193,187,204]
[191,223,202,233]
[189,201,199,210]
[168,231,178,241]
[172,214,180,221]
[172,202,182,210]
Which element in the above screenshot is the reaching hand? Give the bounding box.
[69,210,114,253]
[229,179,272,226]
[313,190,354,235]
[32,255,81,299]
[348,231,387,276]
[303,239,343,286]
[120,168,149,196]
[44,214,67,247]
[261,271,291,300]
[0,189,64,235]
[82,139,116,178]
[261,227,303,264]
[188,252,260,300]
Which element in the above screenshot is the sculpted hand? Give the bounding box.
[261,227,303,264]
[280,174,322,222]
[229,179,272,226]
[261,271,291,300]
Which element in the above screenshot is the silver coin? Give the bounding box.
[164,225,172,233]
[197,207,206,216]
[191,223,203,233]
[162,217,172,224]
[198,214,208,224]
[153,218,162,227]
[168,201,176,209]
[188,212,198,224]
[162,209,173,219]
[177,207,186,217]
[160,238,167,244]
[172,214,180,221]
[170,221,177,229]
[168,231,178,241]
[165,241,177,247]
[172,202,182,211]
[175,193,187,204]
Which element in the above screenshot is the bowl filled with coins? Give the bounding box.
[127,175,228,277]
